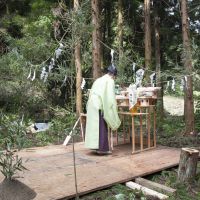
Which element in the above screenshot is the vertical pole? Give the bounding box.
[153,107,156,147]
[132,115,135,153]
[123,115,125,143]
[140,114,143,151]
[111,130,113,150]
[72,134,79,199]
[116,130,119,145]
[80,115,84,142]
[147,107,151,148]
[128,117,131,144]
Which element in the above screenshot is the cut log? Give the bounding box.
[126,181,169,199]
[178,147,199,183]
[135,177,176,195]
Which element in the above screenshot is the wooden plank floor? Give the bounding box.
[0,143,181,200]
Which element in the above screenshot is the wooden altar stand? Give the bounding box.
[80,104,157,154]
[114,105,156,154]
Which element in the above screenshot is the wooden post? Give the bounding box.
[132,116,135,153]
[153,107,156,147]
[140,115,143,151]
[123,115,125,143]
[147,107,151,148]
[178,148,199,183]
[115,130,119,146]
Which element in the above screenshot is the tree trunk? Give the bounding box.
[178,148,199,183]
[102,0,111,66]
[144,0,151,70]
[118,0,123,60]
[154,9,163,120]
[74,0,82,115]
[180,0,195,134]
[92,0,102,79]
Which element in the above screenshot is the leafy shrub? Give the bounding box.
[0,113,28,180]
[0,114,27,150]
[0,151,27,180]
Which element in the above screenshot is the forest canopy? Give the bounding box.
[0,0,200,143]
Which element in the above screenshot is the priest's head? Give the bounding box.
[107,64,117,78]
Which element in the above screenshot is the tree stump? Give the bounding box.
[178,147,199,183]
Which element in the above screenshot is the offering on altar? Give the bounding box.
[116,86,161,109]
[116,90,129,107]
[137,87,161,99]
[137,87,161,106]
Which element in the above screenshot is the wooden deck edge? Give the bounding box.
[57,163,179,200]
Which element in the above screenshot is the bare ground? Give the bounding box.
[163,95,184,116]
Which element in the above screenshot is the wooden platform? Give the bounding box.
[0,143,181,200]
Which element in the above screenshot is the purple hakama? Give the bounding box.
[98,111,109,152]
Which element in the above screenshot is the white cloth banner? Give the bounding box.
[128,84,137,109]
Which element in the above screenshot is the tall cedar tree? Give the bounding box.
[154,1,164,119]
[92,0,102,79]
[118,0,123,59]
[144,0,152,71]
[180,0,195,134]
[74,0,83,115]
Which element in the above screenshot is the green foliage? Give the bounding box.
[0,3,57,114]
[158,115,185,137]
[194,92,200,132]
[80,184,147,200]
[116,51,144,85]
[31,0,56,16]
[0,113,27,150]
[151,166,200,200]
[0,151,27,180]
[157,113,200,147]
[0,113,28,180]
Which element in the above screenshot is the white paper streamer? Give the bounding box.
[128,84,137,109]
[81,78,86,90]
[184,76,188,89]
[20,114,24,126]
[40,67,46,80]
[180,78,185,91]
[166,81,170,90]
[61,75,67,87]
[48,58,55,73]
[43,72,49,82]
[110,49,114,63]
[48,65,53,73]
[59,43,64,48]
[51,58,55,65]
[171,78,175,91]
[150,72,156,87]
[31,70,36,81]
[135,69,144,87]
[55,48,63,59]
[27,68,32,79]
[55,44,64,59]
[132,62,136,72]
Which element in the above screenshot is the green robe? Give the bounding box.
[85,74,121,149]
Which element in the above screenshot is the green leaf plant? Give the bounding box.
[0,113,28,180]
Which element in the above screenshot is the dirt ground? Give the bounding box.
[163,95,184,116]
